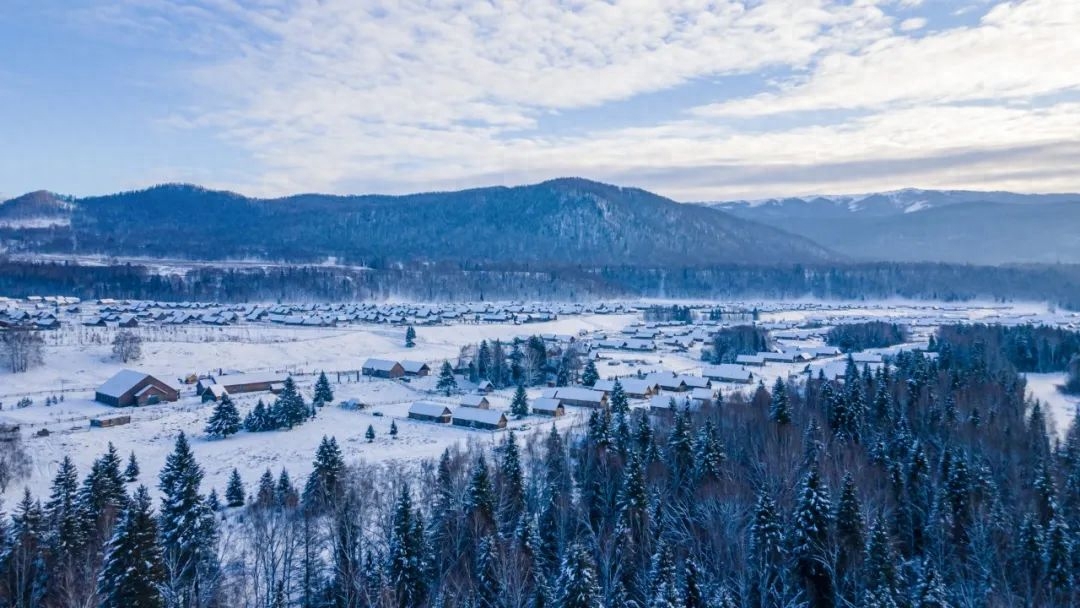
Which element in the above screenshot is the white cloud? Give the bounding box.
[899,17,926,31]
[88,0,1080,200]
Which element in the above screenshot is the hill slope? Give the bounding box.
[0,178,835,266]
[706,189,1080,265]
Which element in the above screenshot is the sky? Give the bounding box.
[1,0,1078,201]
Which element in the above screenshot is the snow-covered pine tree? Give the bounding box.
[555,543,602,608]
[436,361,458,396]
[465,454,497,534]
[769,376,791,425]
[510,384,529,419]
[791,464,834,607]
[255,469,276,508]
[97,486,166,608]
[387,483,428,607]
[124,450,140,482]
[45,455,84,562]
[609,379,629,416]
[313,371,334,407]
[303,436,346,510]
[365,425,376,443]
[207,489,221,512]
[581,359,599,387]
[836,473,865,560]
[646,540,679,608]
[390,420,399,438]
[474,534,501,607]
[157,432,219,607]
[225,469,245,508]
[204,394,241,439]
[244,399,270,432]
[78,442,129,546]
[693,419,726,483]
[912,559,951,608]
[497,431,525,532]
[2,489,47,608]
[405,325,416,348]
[275,469,298,509]
[271,376,308,429]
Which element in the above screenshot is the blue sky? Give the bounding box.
[2,0,1078,201]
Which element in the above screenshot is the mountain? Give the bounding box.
[0,178,834,267]
[703,189,1080,265]
[0,190,75,228]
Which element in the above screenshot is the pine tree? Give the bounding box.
[684,559,705,608]
[275,469,298,509]
[365,424,376,443]
[769,376,791,424]
[437,361,458,396]
[466,455,497,532]
[1044,511,1073,592]
[124,451,140,482]
[255,469,276,508]
[405,325,417,348]
[474,534,501,607]
[555,543,602,608]
[204,393,241,438]
[244,399,270,432]
[582,359,600,387]
[693,419,726,483]
[510,384,530,419]
[303,435,346,510]
[97,486,166,608]
[157,432,218,607]
[2,489,47,608]
[271,376,308,429]
[836,473,865,557]
[313,371,335,407]
[78,442,129,547]
[390,420,399,438]
[647,540,679,608]
[912,560,951,608]
[207,489,221,512]
[45,455,84,560]
[791,464,834,608]
[225,469,245,507]
[609,378,629,415]
[498,431,526,531]
[388,483,428,607]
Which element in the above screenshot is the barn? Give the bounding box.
[532,397,565,417]
[362,358,405,379]
[452,407,507,430]
[547,387,608,408]
[95,369,180,407]
[408,401,452,423]
[460,394,491,409]
[216,372,289,394]
[400,360,431,377]
[702,364,754,384]
[593,378,659,398]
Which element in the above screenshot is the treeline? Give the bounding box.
[457,336,585,388]
[7,258,1080,305]
[642,305,692,323]
[933,323,1080,373]
[3,329,1080,606]
[825,321,909,353]
[704,325,772,363]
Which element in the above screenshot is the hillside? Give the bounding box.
[706,189,1080,265]
[0,178,835,266]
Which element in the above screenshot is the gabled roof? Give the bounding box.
[550,387,606,403]
[702,364,753,381]
[363,358,401,371]
[97,369,176,398]
[453,407,506,425]
[460,394,490,408]
[532,397,563,411]
[409,401,451,417]
[400,360,430,373]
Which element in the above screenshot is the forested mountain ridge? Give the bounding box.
[704,188,1080,265]
[0,178,835,266]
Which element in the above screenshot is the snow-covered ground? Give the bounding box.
[0,314,632,504]
[1024,373,1079,438]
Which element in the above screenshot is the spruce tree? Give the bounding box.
[912,560,950,608]
[313,371,334,407]
[582,359,600,387]
[244,399,270,432]
[390,420,399,438]
[791,464,834,608]
[555,543,602,608]
[97,485,166,608]
[157,432,218,607]
[204,393,241,439]
[405,325,417,348]
[303,436,346,510]
[498,431,526,531]
[78,442,129,547]
[124,451,140,482]
[275,469,298,509]
[225,469,245,508]
[45,455,84,560]
[609,378,629,416]
[647,540,679,608]
[207,489,221,512]
[836,473,865,557]
[466,454,497,534]
[437,361,458,396]
[388,483,428,607]
[769,376,791,425]
[255,469,276,508]
[365,425,376,443]
[2,489,47,608]
[510,384,529,419]
[271,376,308,429]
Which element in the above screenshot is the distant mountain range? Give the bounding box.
[0,178,834,267]
[703,188,1080,265]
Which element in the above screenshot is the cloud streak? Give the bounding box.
[83,0,1080,200]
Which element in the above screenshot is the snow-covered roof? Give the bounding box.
[97,369,176,397]
[453,407,506,425]
[460,394,489,408]
[400,360,430,373]
[363,358,401,371]
[409,401,451,417]
[215,372,288,387]
[550,387,606,403]
[702,364,753,382]
[532,397,563,412]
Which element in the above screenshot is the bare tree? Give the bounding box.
[112,330,143,363]
[0,431,32,493]
[0,329,45,373]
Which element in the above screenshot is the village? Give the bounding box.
[1,295,1078,506]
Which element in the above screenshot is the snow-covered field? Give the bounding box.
[2,300,1078,507]
[0,314,632,503]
